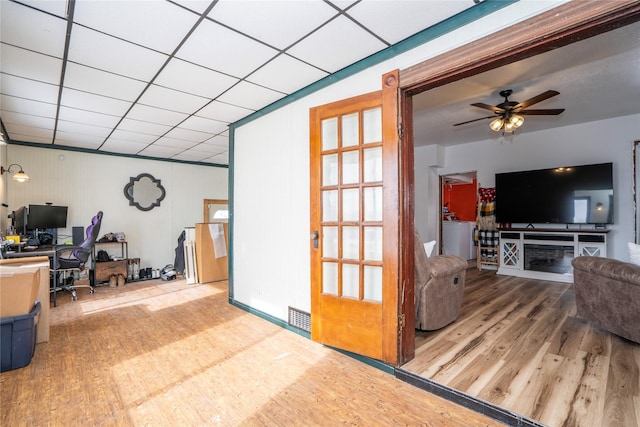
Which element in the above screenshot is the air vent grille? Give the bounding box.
[288,307,311,333]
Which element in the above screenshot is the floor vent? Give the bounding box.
[288,307,311,333]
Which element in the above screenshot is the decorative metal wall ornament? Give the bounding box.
[124,173,166,211]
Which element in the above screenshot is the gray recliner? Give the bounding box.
[414,229,467,331]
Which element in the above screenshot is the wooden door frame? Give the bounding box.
[396,1,640,364]
[203,199,228,223]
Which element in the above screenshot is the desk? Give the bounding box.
[3,248,54,259]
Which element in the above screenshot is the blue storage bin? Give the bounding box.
[1,301,40,372]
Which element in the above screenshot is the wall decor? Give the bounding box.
[124,173,166,211]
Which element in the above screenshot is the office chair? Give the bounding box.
[50,211,103,306]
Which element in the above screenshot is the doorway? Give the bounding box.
[440,172,477,260]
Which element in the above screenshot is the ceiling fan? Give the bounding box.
[453,89,565,133]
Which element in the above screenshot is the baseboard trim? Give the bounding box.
[394,368,545,427]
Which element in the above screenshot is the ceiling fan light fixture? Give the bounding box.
[509,114,525,128]
[489,117,504,132]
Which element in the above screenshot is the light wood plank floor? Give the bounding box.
[402,265,640,427]
[1,279,502,427]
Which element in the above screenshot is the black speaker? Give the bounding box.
[72,226,84,245]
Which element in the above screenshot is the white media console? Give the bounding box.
[497,228,609,283]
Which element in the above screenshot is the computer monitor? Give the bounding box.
[13,206,28,236]
[27,204,68,230]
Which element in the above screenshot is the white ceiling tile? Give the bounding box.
[0,74,59,103]
[179,116,228,134]
[64,63,147,101]
[330,1,359,10]
[110,129,159,144]
[171,149,214,162]
[72,0,199,54]
[154,136,197,149]
[348,1,471,45]
[1,2,67,57]
[205,134,229,148]
[138,145,184,158]
[1,95,57,118]
[56,120,111,138]
[3,123,54,141]
[1,44,63,85]
[194,141,227,154]
[210,0,336,50]
[125,104,189,127]
[195,100,253,123]
[247,54,328,94]
[59,88,132,116]
[176,19,278,77]
[54,131,105,149]
[287,15,387,73]
[1,111,55,129]
[117,119,172,137]
[100,138,149,155]
[17,1,68,17]
[154,58,239,99]
[58,106,121,128]
[164,127,211,143]
[7,133,54,144]
[138,85,210,114]
[68,26,169,81]
[217,81,284,111]
[204,151,229,165]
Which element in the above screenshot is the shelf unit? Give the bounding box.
[92,241,128,284]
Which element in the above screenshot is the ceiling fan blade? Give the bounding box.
[453,116,495,126]
[513,90,559,110]
[520,108,565,115]
[471,102,505,113]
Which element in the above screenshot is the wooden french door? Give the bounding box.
[309,71,401,364]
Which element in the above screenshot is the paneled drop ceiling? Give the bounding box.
[0,0,479,166]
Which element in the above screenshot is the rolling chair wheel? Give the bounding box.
[89,289,95,294]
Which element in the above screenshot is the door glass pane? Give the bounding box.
[364,186,382,221]
[364,266,382,302]
[342,226,359,260]
[323,226,338,258]
[322,117,338,150]
[342,113,359,147]
[323,154,338,186]
[322,262,338,295]
[342,150,359,184]
[322,190,338,222]
[363,107,381,143]
[342,188,359,222]
[363,226,382,261]
[342,264,359,299]
[363,147,382,182]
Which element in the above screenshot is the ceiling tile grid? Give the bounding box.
[1,0,479,165]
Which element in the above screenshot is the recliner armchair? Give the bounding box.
[414,229,467,331]
[50,211,103,306]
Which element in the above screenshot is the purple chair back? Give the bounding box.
[75,211,103,263]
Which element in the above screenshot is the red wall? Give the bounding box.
[443,179,477,221]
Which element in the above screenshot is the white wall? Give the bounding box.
[232,1,567,320]
[4,145,228,269]
[415,114,639,261]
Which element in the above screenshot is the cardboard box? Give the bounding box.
[0,257,50,343]
[0,268,40,317]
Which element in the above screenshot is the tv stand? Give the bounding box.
[497,228,608,283]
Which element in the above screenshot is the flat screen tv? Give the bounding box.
[495,162,613,225]
[27,204,68,230]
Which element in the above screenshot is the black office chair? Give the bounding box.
[50,211,103,306]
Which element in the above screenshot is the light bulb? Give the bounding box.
[489,118,504,132]
[509,114,525,128]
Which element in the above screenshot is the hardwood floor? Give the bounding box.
[402,265,640,427]
[1,279,502,426]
